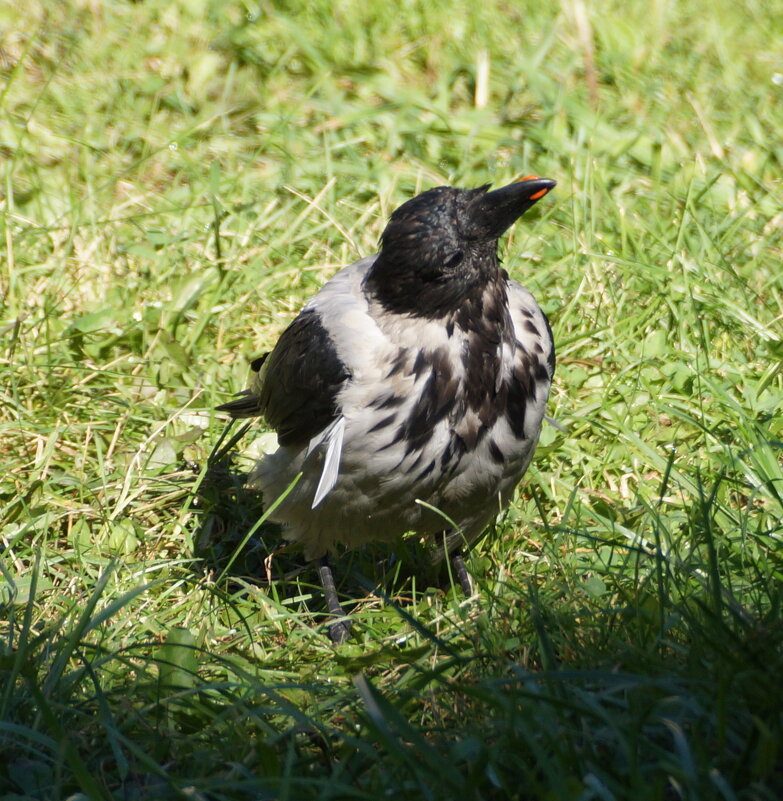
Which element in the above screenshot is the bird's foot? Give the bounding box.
[327,618,352,644]
[450,551,474,597]
[318,557,352,644]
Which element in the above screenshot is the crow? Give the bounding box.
[217,176,556,642]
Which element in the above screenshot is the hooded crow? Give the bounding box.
[217,176,556,642]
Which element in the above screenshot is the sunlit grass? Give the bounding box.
[1,0,782,798]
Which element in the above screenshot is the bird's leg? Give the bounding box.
[450,549,474,597]
[317,557,352,644]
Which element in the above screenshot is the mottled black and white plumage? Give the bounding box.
[217,177,556,637]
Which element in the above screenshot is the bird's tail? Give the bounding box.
[215,390,261,418]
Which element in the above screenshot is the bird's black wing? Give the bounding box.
[216,309,351,447]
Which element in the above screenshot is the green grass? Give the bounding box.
[2,0,782,798]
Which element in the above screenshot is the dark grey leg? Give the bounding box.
[450,550,473,596]
[317,557,352,644]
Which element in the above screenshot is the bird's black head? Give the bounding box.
[364,177,556,318]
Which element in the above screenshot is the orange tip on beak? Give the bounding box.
[529,187,550,200]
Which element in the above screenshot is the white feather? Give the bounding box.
[311,416,345,509]
[305,422,329,457]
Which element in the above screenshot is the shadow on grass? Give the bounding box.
[191,438,460,642]
[4,498,782,801]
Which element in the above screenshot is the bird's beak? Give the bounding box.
[465,176,556,239]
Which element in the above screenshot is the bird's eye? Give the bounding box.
[444,250,464,269]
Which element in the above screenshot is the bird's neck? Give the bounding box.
[450,268,512,340]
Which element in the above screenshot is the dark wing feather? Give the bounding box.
[217,309,351,447]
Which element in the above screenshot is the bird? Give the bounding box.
[216,175,556,642]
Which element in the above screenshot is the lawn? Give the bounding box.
[1,0,782,798]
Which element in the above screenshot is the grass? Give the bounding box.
[1,0,782,798]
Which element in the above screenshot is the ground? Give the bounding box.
[1,1,782,798]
